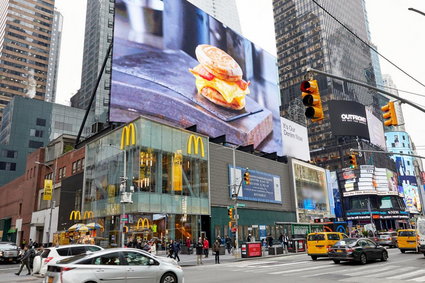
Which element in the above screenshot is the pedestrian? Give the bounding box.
[225,235,232,254]
[247,234,252,242]
[15,246,32,276]
[173,240,181,262]
[21,239,26,250]
[267,234,274,247]
[203,237,209,258]
[283,234,289,253]
[213,238,221,264]
[149,240,157,255]
[185,237,192,254]
[167,240,174,258]
[195,237,203,265]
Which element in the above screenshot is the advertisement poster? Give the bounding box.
[326,171,342,218]
[280,117,310,162]
[366,109,386,150]
[111,0,282,154]
[291,159,330,222]
[400,175,421,214]
[228,165,282,204]
[328,100,370,140]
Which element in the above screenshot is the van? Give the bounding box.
[307,232,347,260]
[397,229,418,253]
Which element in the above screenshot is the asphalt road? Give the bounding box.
[1,248,425,282]
[183,248,425,283]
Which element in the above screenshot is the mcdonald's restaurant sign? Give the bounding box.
[136,218,150,230]
[69,210,95,220]
[187,134,205,157]
[120,123,136,150]
[43,179,53,200]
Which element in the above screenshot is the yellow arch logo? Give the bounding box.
[120,123,136,150]
[83,211,94,219]
[136,218,150,230]
[69,210,81,221]
[187,135,205,157]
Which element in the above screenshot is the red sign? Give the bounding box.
[247,243,262,257]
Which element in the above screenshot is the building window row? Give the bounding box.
[1,149,17,158]
[4,38,49,55]
[0,161,16,171]
[72,158,85,174]
[58,166,66,180]
[28,140,44,149]
[30,128,43,137]
[8,17,52,34]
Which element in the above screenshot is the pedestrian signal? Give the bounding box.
[123,226,129,233]
[300,79,324,122]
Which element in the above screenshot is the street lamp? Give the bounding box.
[35,161,56,246]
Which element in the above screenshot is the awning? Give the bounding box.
[7,228,16,233]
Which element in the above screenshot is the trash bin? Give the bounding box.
[219,245,225,255]
[268,246,277,255]
[276,246,284,254]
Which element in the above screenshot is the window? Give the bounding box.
[29,140,44,148]
[93,252,122,265]
[1,150,17,158]
[399,231,415,237]
[56,248,69,256]
[36,118,46,126]
[327,234,341,240]
[69,246,87,256]
[72,162,77,174]
[122,251,153,266]
[30,129,43,137]
[0,162,5,170]
[308,234,325,241]
[86,246,102,252]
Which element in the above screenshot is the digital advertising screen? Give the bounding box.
[328,100,369,140]
[111,0,282,154]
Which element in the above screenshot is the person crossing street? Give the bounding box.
[15,246,32,276]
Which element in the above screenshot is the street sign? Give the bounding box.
[227,205,234,209]
[237,203,246,208]
[121,218,128,221]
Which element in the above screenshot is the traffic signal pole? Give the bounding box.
[306,68,425,114]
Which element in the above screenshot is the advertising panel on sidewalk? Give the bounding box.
[281,117,310,162]
[111,0,282,154]
[328,100,369,140]
[228,165,282,204]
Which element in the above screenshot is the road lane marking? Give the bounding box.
[344,265,396,276]
[241,260,330,272]
[302,263,394,278]
[269,265,326,275]
[362,266,415,278]
[387,269,425,280]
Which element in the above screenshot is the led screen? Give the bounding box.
[111,0,282,154]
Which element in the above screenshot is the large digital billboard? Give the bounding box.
[111,0,282,154]
[328,100,369,139]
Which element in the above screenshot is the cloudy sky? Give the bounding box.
[54,0,425,160]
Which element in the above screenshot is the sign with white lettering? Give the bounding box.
[281,117,310,162]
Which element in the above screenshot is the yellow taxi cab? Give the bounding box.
[397,229,419,253]
[307,232,348,260]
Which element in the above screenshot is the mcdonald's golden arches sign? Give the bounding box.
[136,218,150,230]
[120,123,136,150]
[187,135,205,157]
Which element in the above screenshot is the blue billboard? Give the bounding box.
[228,165,282,204]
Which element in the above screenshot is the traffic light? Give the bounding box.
[243,170,250,185]
[300,79,324,122]
[123,226,129,233]
[381,101,398,126]
[228,208,233,219]
[349,154,357,169]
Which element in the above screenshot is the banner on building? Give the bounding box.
[43,179,53,200]
[281,117,310,162]
[366,109,386,150]
[228,165,282,204]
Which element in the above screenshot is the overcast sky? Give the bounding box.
[54,0,425,159]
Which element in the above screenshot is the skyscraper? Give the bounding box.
[273,0,391,170]
[0,0,57,120]
[45,9,62,103]
[70,0,114,126]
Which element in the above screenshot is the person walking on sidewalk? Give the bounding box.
[173,240,181,262]
[196,237,203,265]
[213,239,221,264]
[203,237,209,258]
[15,246,32,276]
[167,240,174,258]
[225,235,232,254]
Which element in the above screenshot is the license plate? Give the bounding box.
[337,249,342,252]
[48,277,54,283]
[8,258,12,262]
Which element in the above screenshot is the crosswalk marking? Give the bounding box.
[343,265,396,276]
[409,274,425,282]
[269,265,326,275]
[387,269,425,280]
[302,263,391,278]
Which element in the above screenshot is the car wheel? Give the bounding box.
[401,249,405,253]
[381,251,388,261]
[359,253,367,265]
[311,256,318,261]
[161,272,177,283]
[333,259,340,264]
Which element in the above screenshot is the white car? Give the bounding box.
[35,244,103,276]
[44,248,183,283]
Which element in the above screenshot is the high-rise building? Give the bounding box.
[70,0,114,126]
[273,0,391,170]
[45,9,62,103]
[0,0,57,120]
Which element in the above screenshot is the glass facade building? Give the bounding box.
[84,116,209,246]
[273,0,387,170]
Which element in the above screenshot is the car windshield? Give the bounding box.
[399,231,415,237]
[57,254,88,264]
[333,239,357,247]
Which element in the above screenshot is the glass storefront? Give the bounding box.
[83,117,209,247]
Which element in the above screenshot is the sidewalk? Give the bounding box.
[156,249,306,267]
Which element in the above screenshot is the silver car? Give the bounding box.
[43,248,183,283]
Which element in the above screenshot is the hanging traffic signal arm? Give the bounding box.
[300,80,324,122]
[381,101,398,126]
